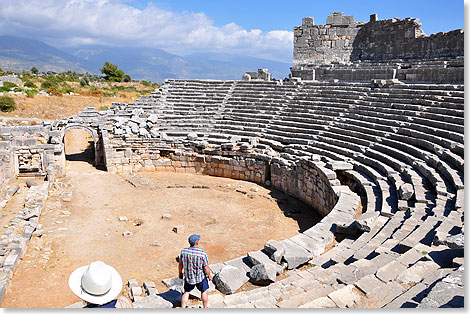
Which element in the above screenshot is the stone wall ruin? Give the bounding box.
[291,12,464,83]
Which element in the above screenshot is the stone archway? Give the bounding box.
[61,124,104,168]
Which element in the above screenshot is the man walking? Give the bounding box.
[178,234,212,308]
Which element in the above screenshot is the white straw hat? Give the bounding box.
[69,261,123,305]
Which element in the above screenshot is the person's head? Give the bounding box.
[188,234,201,247]
[68,261,123,306]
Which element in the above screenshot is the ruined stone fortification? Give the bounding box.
[0,12,464,309]
[291,12,464,82]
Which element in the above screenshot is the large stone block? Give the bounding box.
[213,265,246,295]
[248,263,277,285]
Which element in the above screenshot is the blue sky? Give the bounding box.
[135,0,464,34]
[0,0,464,63]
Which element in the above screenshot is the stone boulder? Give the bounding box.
[247,250,283,275]
[264,240,285,264]
[282,241,310,269]
[187,132,198,141]
[133,295,173,308]
[213,265,246,295]
[444,233,464,250]
[354,211,380,232]
[249,263,277,285]
[399,183,414,200]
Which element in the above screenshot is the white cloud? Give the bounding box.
[0,0,293,62]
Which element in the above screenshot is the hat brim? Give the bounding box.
[69,264,123,305]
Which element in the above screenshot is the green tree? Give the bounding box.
[0,96,16,112]
[100,62,125,82]
[31,67,39,75]
[122,74,131,82]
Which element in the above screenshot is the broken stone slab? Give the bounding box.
[353,211,380,232]
[328,284,361,308]
[172,225,184,233]
[150,241,161,247]
[264,240,285,264]
[443,233,464,249]
[61,191,73,202]
[399,183,414,200]
[161,214,171,220]
[122,230,133,237]
[3,254,18,268]
[288,233,325,257]
[7,184,19,197]
[133,294,173,308]
[213,265,246,295]
[335,222,358,236]
[281,239,311,270]
[248,263,277,285]
[247,251,283,275]
[26,179,39,188]
[143,281,156,294]
[162,277,184,294]
[118,216,128,222]
[130,286,144,301]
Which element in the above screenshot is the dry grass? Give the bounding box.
[1,94,138,120]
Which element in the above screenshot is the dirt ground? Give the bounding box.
[1,130,321,308]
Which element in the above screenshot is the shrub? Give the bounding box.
[98,105,109,111]
[60,83,75,94]
[25,89,38,98]
[79,78,89,87]
[24,81,37,89]
[30,67,39,75]
[141,80,151,87]
[41,80,57,90]
[122,74,131,82]
[47,87,61,96]
[2,82,17,89]
[0,96,16,112]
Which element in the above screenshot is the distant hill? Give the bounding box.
[0,35,292,82]
[0,35,90,73]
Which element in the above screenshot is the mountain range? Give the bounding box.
[0,35,292,82]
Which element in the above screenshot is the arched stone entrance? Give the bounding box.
[61,124,105,168]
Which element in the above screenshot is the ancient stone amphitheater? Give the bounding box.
[0,12,464,308]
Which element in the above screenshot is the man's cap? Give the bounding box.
[188,234,201,246]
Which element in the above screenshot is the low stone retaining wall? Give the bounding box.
[106,145,339,219]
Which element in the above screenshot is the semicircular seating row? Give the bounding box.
[112,79,464,308]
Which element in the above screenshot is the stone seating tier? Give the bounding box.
[49,78,464,308]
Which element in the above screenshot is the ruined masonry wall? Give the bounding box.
[105,146,338,217]
[0,126,62,197]
[294,14,464,68]
[293,14,362,67]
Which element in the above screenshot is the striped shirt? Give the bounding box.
[179,247,209,285]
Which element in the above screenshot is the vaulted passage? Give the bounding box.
[63,129,95,165]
